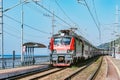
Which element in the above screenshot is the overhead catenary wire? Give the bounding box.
[33,1,72,28]
[4,23,20,32]
[92,0,101,26]
[3,0,50,38]
[4,23,48,39]
[4,30,30,41]
[3,0,26,12]
[54,0,87,40]
[55,0,84,36]
[34,1,85,37]
[54,0,76,26]
[83,0,101,41]
[4,30,21,39]
[92,0,101,43]
[25,3,45,15]
[4,14,50,34]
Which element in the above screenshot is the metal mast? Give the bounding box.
[21,0,24,64]
[0,0,4,68]
[115,5,119,33]
[114,5,119,58]
[52,11,55,36]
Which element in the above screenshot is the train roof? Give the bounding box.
[53,29,98,49]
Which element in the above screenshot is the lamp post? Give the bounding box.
[20,0,40,64]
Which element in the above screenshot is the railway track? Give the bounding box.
[6,65,53,80]
[32,56,101,80]
[7,66,67,80]
[64,63,91,80]
[10,67,67,80]
[28,67,67,80]
[88,57,103,80]
[65,56,103,80]
[7,56,102,80]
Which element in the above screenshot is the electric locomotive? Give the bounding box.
[49,29,99,66]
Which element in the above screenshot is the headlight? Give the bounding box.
[53,50,57,53]
[67,50,73,53]
[67,50,70,53]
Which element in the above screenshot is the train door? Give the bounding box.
[84,44,89,59]
[75,39,83,57]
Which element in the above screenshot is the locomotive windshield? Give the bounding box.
[54,37,71,45]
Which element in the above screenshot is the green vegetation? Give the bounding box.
[97,37,120,50]
[71,66,79,70]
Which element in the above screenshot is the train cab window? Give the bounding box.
[54,38,61,45]
[62,37,71,45]
[54,37,71,45]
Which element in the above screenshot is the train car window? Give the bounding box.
[119,47,120,51]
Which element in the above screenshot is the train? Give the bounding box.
[49,29,101,66]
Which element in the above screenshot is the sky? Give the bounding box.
[1,0,120,55]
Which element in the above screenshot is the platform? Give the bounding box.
[107,56,120,78]
[0,64,49,79]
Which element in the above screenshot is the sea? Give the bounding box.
[2,54,49,58]
[0,54,50,69]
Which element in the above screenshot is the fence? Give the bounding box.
[0,56,50,69]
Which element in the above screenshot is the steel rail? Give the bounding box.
[64,63,91,80]
[64,56,102,80]
[5,65,53,80]
[88,56,103,80]
[30,67,67,80]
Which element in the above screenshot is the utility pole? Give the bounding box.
[21,0,24,64]
[114,5,119,58]
[114,40,116,58]
[115,5,119,29]
[20,0,40,65]
[52,11,55,36]
[110,41,113,56]
[0,0,4,68]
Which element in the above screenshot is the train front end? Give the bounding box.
[50,34,75,66]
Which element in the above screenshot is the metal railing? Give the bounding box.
[0,56,50,69]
